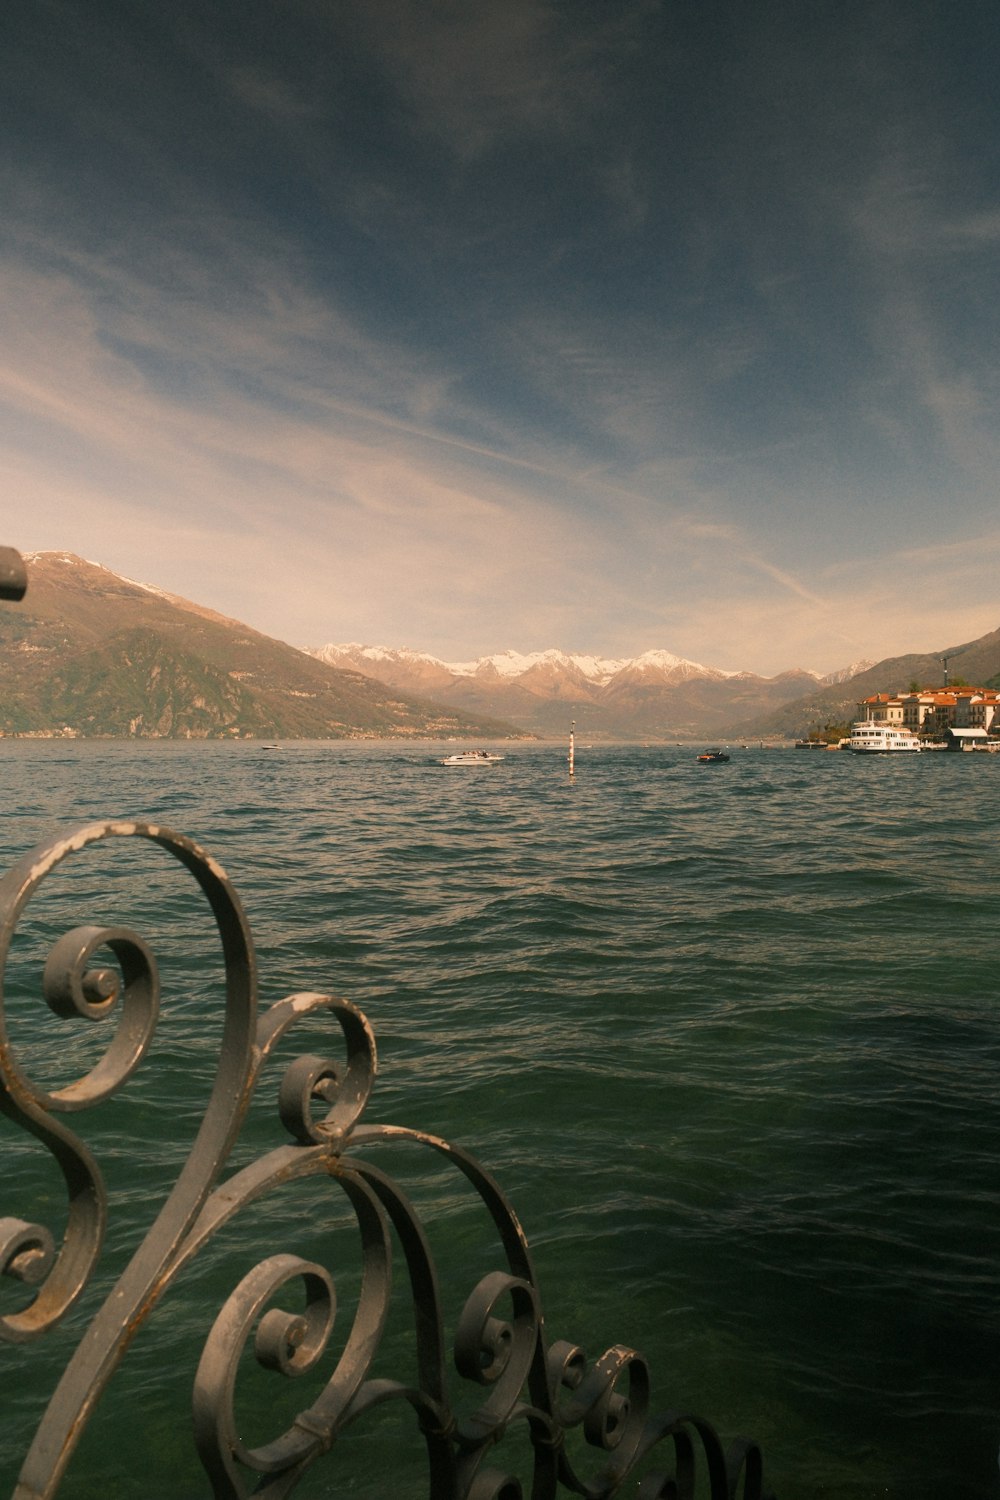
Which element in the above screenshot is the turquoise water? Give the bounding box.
[1,740,999,1498]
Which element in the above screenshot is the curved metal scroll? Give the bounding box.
[0,822,771,1499]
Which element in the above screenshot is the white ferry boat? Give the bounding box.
[848,722,921,753]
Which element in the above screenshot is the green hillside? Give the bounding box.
[727,626,1000,739]
[0,554,523,741]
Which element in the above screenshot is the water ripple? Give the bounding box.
[2,740,1000,1497]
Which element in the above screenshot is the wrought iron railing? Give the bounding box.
[0,549,770,1498]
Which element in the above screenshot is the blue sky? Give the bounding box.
[3,0,999,674]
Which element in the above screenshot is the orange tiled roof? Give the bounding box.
[862,688,1000,704]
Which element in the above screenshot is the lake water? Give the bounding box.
[1,739,998,1499]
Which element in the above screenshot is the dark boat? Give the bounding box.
[697,748,730,763]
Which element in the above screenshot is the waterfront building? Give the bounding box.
[857,689,1000,735]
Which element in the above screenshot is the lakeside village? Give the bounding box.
[803,687,1000,752]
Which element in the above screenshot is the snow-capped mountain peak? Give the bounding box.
[308,642,727,685]
[820,659,876,685]
[468,648,628,682]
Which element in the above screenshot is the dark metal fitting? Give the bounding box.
[0,547,27,601]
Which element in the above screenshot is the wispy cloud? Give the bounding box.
[3,1,999,675]
[347,1,632,157]
[226,65,317,121]
[895,531,1000,568]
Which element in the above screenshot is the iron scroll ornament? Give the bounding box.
[0,822,770,1499]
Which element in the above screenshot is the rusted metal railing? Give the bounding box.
[0,548,769,1498]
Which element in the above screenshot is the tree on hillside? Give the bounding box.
[807,719,852,744]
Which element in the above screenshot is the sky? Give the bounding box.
[2,0,999,676]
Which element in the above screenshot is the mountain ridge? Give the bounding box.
[308,642,830,739]
[313,641,764,686]
[728,628,1000,739]
[6,553,996,741]
[308,637,1000,740]
[0,554,525,740]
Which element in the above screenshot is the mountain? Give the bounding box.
[820,659,876,685]
[730,628,1000,740]
[309,643,824,739]
[14,553,982,743]
[0,554,523,740]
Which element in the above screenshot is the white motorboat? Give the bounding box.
[848,722,921,753]
[439,750,506,766]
